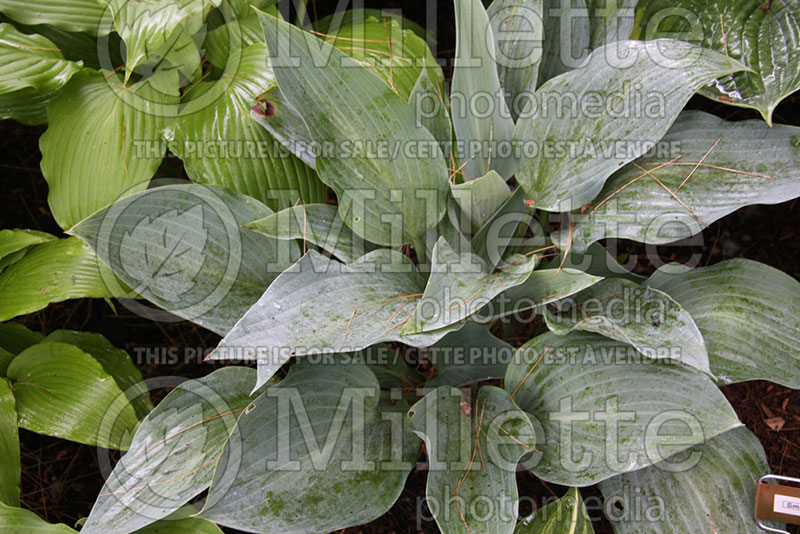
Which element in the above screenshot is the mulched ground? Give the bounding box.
[2,1,799,532]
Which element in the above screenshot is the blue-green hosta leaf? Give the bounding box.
[7,342,139,449]
[634,0,800,124]
[82,367,256,534]
[537,0,591,85]
[208,249,463,391]
[0,323,44,355]
[516,487,593,533]
[0,23,83,94]
[0,237,124,322]
[408,386,536,534]
[245,203,370,263]
[261,12,449,246]
[646,259,800,388]
[451,170,512,232]
[481,268,604,322]
[514,39,746,212]
[249,83,316,167]
[0,229,54,260]
[404,237,538,334]
[487,0,544,120]
[505,331,741,486]
[71,184,299,336]
[0,0,106,35]
[544,278,711,375]
[0,379,19,506]
[537,0,638,86]
[426,323,514,387]
[40,70,178,229]
[599,426,781,534]
[470,187,536,266]
[200,361,418,533]
[453,0,517,180]
[588,0,638,48]
[553,111,800,252]
[42,330,153,419]
[553,242,646,283]
[251,14,447,169]
[409,66,453,165]
[165,43,326,211]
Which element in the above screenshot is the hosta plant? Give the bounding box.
[1,0,800,533]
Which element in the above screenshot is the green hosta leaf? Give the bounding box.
[314,9,430,41]
[109,0,208,79]
[646,259,800,388]
[544,278,711,375]
[42,330,153,419]
[0,348,12,376]
[82,367,256,534]
[599,426,780,534]
[202,15,263,69]
[0,229,54,260]
[0,0,106,35]
[452,170,512,232]
[487,0,543,120]
[133,516,224,534]
[453,0,517,180]
[322,16,444,101]
[634,0,800,124]
[0,379,19,506]
[516,487,593,533]
[505,331,741,486]
[9,23,104,67]
[404,237,537,334]
[0,24,83,94]
[71,184,299,336]
[261,12,449,246]
[514,39,746,212]
[245,203,370,263]
[165,43,326,211]
[200,361,417,533]
[426,323,513,387]
[7,342,139,449]
[482,268,604,322]
[40,70,178,229]
[553,111,800,252]
[0,503,75,533]
[0,503,223,534]
[0,323,44,355]
[0,237,123,322]
[209,249,462,391]
[408,386,536,534]
[0,87,51,124]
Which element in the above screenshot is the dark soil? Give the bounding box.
[1,1,799,532]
